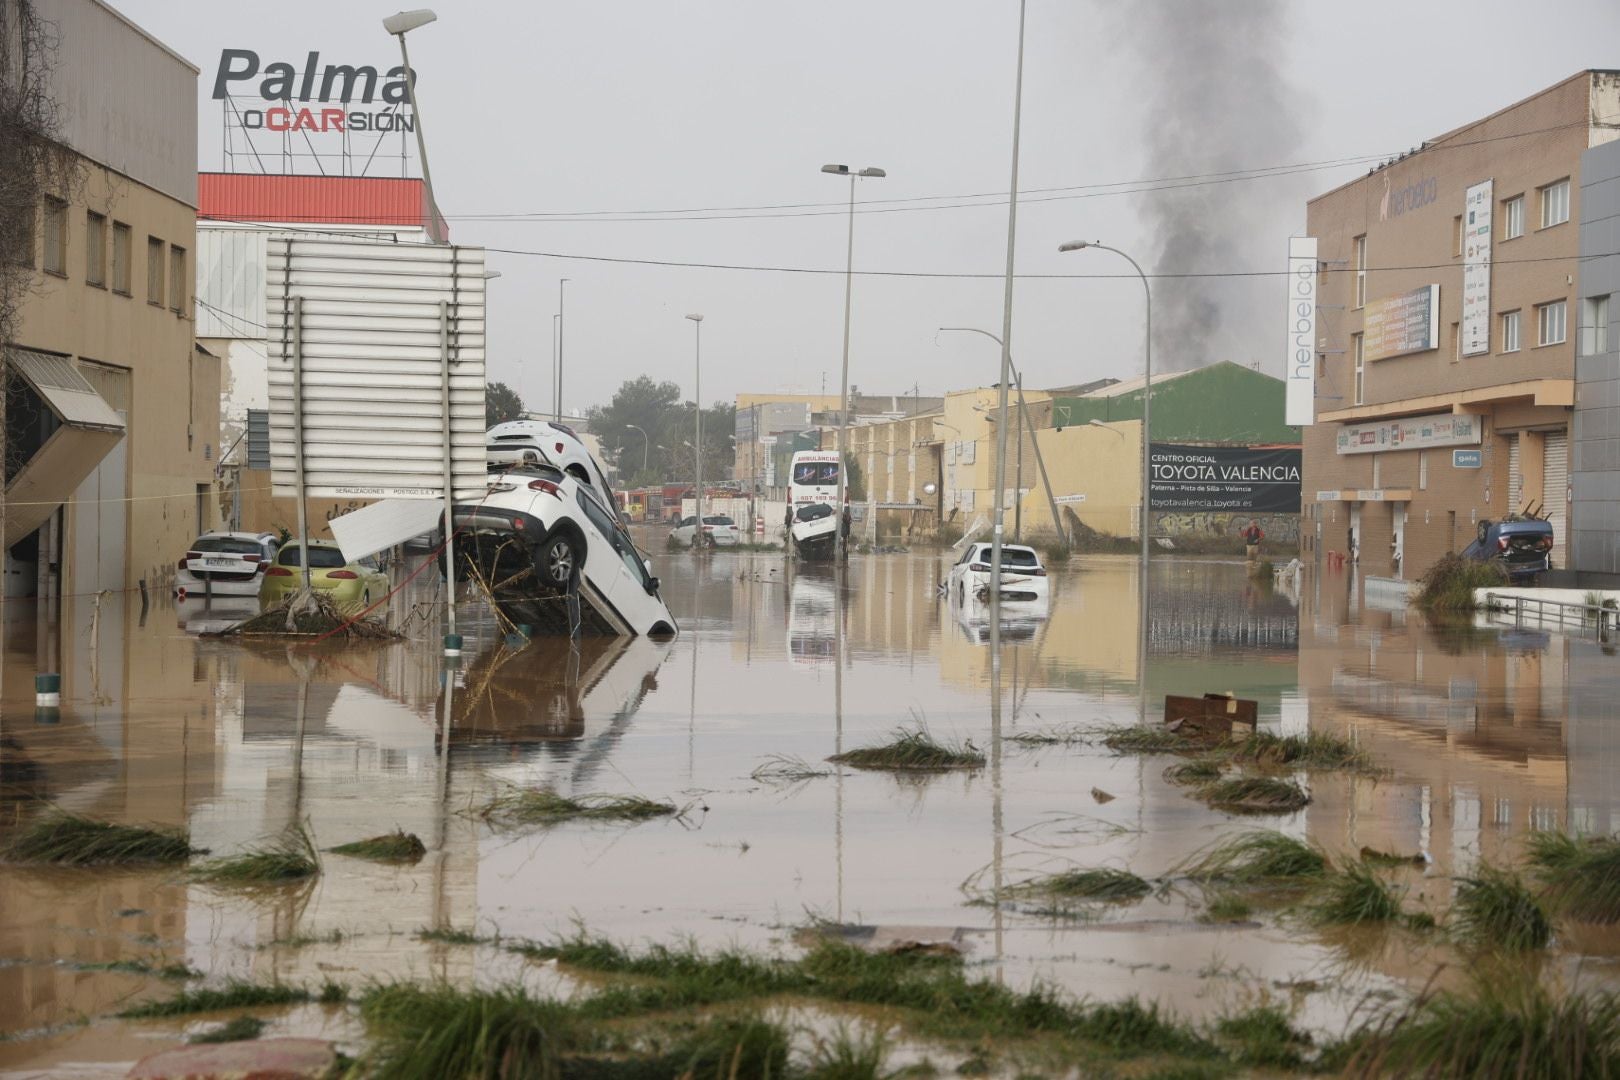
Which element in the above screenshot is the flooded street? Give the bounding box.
[4,546,1620,1074]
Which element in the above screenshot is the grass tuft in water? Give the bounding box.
[192,823,320,885]
[118,980,312,1018]
[1452,864,1553,951]
[1308,863,1405,925]
[188,1015,266,1044]
[828,726,984,772]
[1359,846,1427,868]
[0,811,197,866]
[751,755,834,782]
[1009,867,1154,903]
[358,983,569,1079]
[1212,1005,1312,1069]
[1187,831,1329,885]
[1199,893,1254,923]
[1198,777,1310,815]
[801,1024,894,1080]
[1527,830,1620,923]
[1222,730,1376,772]
[328,829,426,862]
[479,788,680,825]
[1163,758,1223,786]
[1414,552,1509,612]
[1344,977,1620,1078]
[1101,725,1203,755]
[1006,726,1088,747]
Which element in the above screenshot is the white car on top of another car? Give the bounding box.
[946,542,1050,606]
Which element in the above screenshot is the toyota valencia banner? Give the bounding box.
[1149,444,1302,513]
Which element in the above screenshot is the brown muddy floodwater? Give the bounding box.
[2,547,1620,1075]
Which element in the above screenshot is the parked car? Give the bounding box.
[258,539,390,612]
[453,461,677,638]
[946,542,1050,605]
[668,514,742,548]
[175,531,279,599]
[1462,518,1554,580]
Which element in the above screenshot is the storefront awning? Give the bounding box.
[4,349,126,541]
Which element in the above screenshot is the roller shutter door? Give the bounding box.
[1545,432,1568,567]
[1508,436,1523,516]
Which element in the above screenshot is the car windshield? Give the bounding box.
[193,536,263,556]
[278,545,347,569]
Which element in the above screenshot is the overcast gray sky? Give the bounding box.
[119,0,1619,414]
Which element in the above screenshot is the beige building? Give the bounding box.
[4,0,215,600]
[1303,71,1620,578]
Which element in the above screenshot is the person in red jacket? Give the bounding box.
[1241,520,1265,559]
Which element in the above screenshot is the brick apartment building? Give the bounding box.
[1302,71,1620,579]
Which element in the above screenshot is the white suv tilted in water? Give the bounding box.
[453,462,677,638]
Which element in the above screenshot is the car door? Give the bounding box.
[575,489,651,613]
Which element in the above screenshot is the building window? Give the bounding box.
[1353,332,1365,405]
[146,236,164,306]
[1453,215,1464,257]
[169,244,186,314]
[1502,194,1524,240]
[85,211,106,287]
[1502,309,1521,353]
[1583,294,1612,356]
[1537,300,1567,346]
[1419,451,1428,491]
[4,199,35,267]
[1540,178,1570,229]
[112,221,132,294]
[42,197,67,275]
[1450,321,1461,363]
[1353,234,1367,308]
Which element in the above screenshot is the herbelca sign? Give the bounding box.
[265,237,487,500]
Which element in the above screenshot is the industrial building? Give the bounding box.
[3,0,214,601]
[1301,71,1620,579]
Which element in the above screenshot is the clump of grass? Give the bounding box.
[802,1024,893,1079]
[0,811,197,866]
[192,823,319,885]
[358,983,569,1079]
[751,755,834,782]
[1452,864,1552,951]
[1163,758,1223,786]
[1360,846,1427,868]
[328,829,426,862]
[1414,551,1508,612]
[1211,1005,1312,1070]
[479,788,680,825]
[77,958,199,980]
[1199,777,1310,815]
[118,980,313,1018]
[1009,867,1154,903]
[1308,863,1405,925]
[1223,730,1376,772]
[1528,830,1620,923]
[828,726,984,772]
[1006,726,1088,747]
[1102,725,1204,755]
[415,927,491,946]
[1188,831,1329,885]
[1199,893,1254,923]
[1344,977,1620,1078]
[188,1015,266,1044]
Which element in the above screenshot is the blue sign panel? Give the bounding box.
[1453,449,1483,469]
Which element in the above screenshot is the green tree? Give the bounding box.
[485,381,525,426]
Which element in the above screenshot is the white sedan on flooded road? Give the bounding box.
[946,542,1050,606]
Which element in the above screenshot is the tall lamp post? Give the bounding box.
[625,424,650,475]
[821,163,885,551]
[383,9,441,244]
[686,314,704,532]
[1059,239,1151,719]
[555,278,569,421]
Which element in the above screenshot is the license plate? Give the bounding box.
[205,558,234,567]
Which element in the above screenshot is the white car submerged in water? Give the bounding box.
[946,543,1050,606]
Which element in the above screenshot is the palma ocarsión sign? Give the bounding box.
[212,50,417,133]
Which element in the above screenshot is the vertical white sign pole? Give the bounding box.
[291,295,312,598]
[440,299,459,652]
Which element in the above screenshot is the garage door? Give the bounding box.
[1545,431,1568,567]
[1508,435,1522,515]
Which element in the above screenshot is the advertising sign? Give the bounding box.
[1149,444,1302,513]
[1364,285,1440,361]
[1462,180,1493,356]
[1335,412,1482,456]
[1453,449,1483,468]
[1285,237,1318,426]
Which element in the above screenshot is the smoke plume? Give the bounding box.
[1116,1,1308,372]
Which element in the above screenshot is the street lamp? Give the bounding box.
[1087,418,1125,438]
[555,279,570,421]
[1060,239,1152,718]
[821,163,886,552]
[382,9,441,245]
[686,314,704,526]
[625,424,650,474]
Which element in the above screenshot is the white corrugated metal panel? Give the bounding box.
[1508,436,1522,514]
[1545,432,1569,566]
[265,237,487,499]
[329,499,444,563]
[196,227,268,338]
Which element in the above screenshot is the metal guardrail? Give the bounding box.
[1482,591,1620,639]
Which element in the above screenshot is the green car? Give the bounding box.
[258,539,390,612]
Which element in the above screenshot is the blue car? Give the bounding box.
[1462,518,1554,580]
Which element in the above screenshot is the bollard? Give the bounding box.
[35,705,60,725]
[35,673,61,707]
[443,632,463,658]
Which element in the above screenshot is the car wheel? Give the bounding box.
[540,531,579,587]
